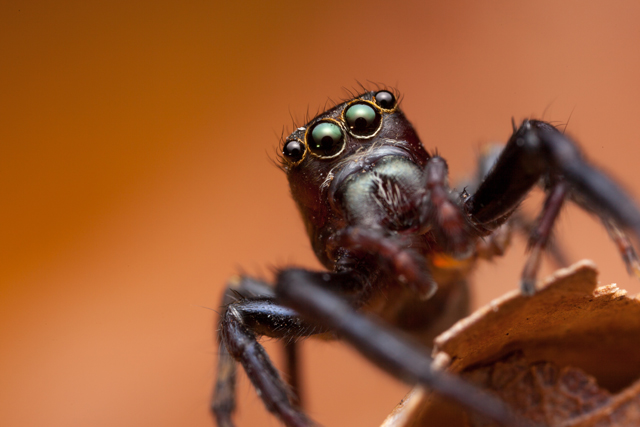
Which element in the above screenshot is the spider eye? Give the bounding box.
[283,139,305,163]
[307,121,345,157]
[344,103,381,137]
[374,90,396,109]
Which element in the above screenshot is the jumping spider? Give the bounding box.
[211,88,640,426]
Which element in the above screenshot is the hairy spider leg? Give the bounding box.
[464,144,569,267]
[464,120,640,293]
[214,297,324,427]
[275,269,529,427]
[423,156,473,256]
[213,256,529,426]
[212,271,369,427]
[212,276,311,427]
[521,181,568,294]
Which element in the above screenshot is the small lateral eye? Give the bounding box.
[283,139,306,163]
[374,90,396,109]
[307,121,345,157]
[344,102,381,137]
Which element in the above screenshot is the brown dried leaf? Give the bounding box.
[462,352,611,426]
[382,261,640,427]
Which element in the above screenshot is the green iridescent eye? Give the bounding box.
[307,121,344,157]
[344,102,381,137]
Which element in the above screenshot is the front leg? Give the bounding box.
[213,276,275,427]
[275,269,527,427]
[212,270,370,427]
[213,295,324,427]
[217,276,306,407]
[465,119,640,291]
[278,230,526,426]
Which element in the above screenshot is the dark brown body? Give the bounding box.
[213,88,640,427]
[283,90,483,343]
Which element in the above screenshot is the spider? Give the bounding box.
[211,88,640,427]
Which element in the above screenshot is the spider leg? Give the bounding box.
[213,295,325,427]
[422,156,473,256]
[510,210,570,269]
[603,219,640,279]
[520,181,569,294]
[462,146,518,261]
[212,277,316,427]
[285,229,525,426]
[275,269,529,427]
[215,275,304,404]
[283,339,302,407]
[328,227,437,299]
[212,270,373,427]
[212,276,274,427]
[463,144,570,267]
[212,341,236,427]
[465,119,640,292]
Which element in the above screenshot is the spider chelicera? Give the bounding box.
[211,88,640,427]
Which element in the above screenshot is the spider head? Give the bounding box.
[279,89,430,266]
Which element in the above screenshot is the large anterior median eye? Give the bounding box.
[344,102,381,137]
[307,121,345,157]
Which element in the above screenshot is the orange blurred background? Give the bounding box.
[2,1,640,426]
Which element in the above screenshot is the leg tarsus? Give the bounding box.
[283,339,303,408]
[510,211,570,269]
[211,343,237,427]
[604,220,640,279]
[520,181,568,295]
